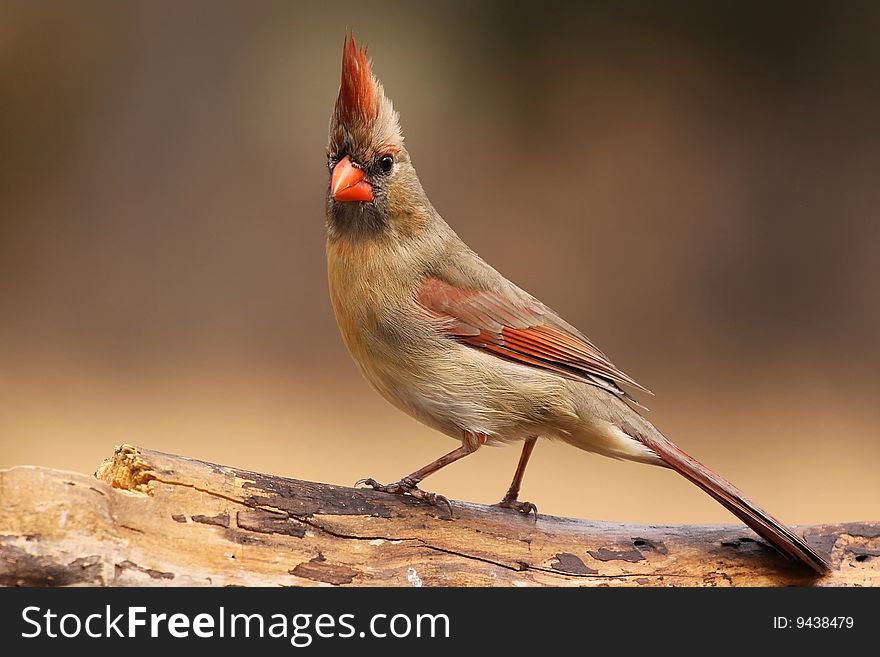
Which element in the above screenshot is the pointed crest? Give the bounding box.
[330,34,403,155]
[335,34,378,128]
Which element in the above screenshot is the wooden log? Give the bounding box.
[0,444,877,586]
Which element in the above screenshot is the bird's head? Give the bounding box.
[326,35,426,241]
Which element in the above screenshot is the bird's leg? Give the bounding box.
[494,436,538,517]
[357,432,487,518]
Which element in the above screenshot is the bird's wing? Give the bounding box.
[417,276,650,400]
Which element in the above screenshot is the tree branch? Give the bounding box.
[0,445,876,586]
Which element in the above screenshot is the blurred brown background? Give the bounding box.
[1,1,877,525]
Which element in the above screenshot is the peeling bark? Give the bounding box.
[0,444,877,587]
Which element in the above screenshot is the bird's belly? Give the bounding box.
[354,338,579,444]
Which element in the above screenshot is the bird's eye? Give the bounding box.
[377,154,394,173]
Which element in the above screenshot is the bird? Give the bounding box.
[322,34,830,574]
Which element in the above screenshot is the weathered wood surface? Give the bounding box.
[0,444,877,586]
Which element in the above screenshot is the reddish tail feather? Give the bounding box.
[642,438,831,574]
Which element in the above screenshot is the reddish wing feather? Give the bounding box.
[417,277,648,396]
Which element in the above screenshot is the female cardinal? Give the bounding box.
[324,35,830,574]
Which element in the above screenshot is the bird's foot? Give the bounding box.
[493,494,538,519]
[356,476,453,518]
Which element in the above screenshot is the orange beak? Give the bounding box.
[331,156,373,202]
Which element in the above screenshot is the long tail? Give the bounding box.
[640,436,831,574]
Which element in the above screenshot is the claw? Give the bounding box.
[494,497,539,520]
[354,476,454,518]
[424,491,453,519]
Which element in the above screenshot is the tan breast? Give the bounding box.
[326,238,417,372]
